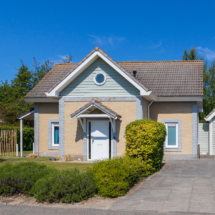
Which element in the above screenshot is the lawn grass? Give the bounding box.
[23,151,33,155]
[0,156,93,172]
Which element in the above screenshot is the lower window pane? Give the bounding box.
[168,126,176,146]
[54,126,59,144]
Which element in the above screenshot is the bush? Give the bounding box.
[125,118,166,171]
[33,169,96,203]
[0,162,53,196]
[0,126,34,151]
[91,157,152,198]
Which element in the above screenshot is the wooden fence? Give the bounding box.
[0,130,17,156]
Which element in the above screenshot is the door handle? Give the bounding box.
[92,139,94,144]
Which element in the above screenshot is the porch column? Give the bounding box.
[20,119,23,157]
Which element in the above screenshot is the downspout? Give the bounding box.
[148,101,154,119]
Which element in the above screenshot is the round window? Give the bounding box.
[94,73,106,85]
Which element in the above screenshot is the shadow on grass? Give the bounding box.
[0,159,7,163]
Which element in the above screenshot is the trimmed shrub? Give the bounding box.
[125,118,166,171]
[32,169,96,203]
[0,162,53,196]
[0,126,34,151]
[91,157,152,198]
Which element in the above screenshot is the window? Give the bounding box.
[52,123,59,146]
[94,73,106,85]
[165,123,178,148]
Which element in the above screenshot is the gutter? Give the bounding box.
[148,101,154,119]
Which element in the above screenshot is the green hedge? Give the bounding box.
[125,118,166,172]
[91,157,152,198]
[0,163,96,203]
[0,126,34,151]
[0,162,53,196]
[33,169,96,203]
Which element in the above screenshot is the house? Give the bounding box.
[18,47,203,160]
[200,109,215,155]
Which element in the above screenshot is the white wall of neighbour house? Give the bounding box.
[212,117,215,155]
[198,123,209,155]
[60,58,140,97]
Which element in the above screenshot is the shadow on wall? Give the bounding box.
[116,119,121,143]
[75,120,83,142]
[150,104,192,122]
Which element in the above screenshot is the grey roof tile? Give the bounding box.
[25,47,203,98]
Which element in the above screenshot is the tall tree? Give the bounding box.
[182,48,198,60]
[0,54,72,125]
[32,58,54,84]
[62,53,73,63]
[182,48,215,121]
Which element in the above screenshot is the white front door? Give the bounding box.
[88,120,111,160]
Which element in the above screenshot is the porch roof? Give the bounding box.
[17,108,34,120]
[70,100,121,120]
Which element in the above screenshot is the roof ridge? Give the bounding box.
[55,63,78,65]
[117,60,203,63]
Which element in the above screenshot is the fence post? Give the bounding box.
[20,119,23,157]
[33,142,34,154]
[16,144,18,157]
[198,144,200,159]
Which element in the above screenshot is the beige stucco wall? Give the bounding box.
[38,105,59,153]
[64,101,137,157]
[64,102,88,156]
[150,104,193,154]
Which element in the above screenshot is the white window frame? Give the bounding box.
[94,72,106,86]
[52,123,59,146]
[165,123,178,148]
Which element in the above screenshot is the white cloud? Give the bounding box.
[196,47,215,60]
[149,41,162,49]
[58,55,67,60]
[88,35,125,46]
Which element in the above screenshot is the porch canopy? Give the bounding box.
[17,108,34,157]
[70,100,121,132]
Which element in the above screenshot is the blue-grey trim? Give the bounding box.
[39,152,59,157]
[192,104,198,155]
[59,96,142,158]
[59,99,65,158]
[48,119,59,150]
[162,119,182,152]
[34,105,39,154]
[164,154,197,160]
[152,102,196,106]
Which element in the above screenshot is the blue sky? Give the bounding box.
[1,0,215,82]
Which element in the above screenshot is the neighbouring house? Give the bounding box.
[18,47,203,160]
[199,109,215,155]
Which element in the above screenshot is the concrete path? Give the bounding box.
[111,159,215,214]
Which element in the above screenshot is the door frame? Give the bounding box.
[86,119,113,161]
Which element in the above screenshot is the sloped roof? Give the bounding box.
[205,108,215,121]
[70,100,121,119]
[17,108,34,120]
[25,47,203,98]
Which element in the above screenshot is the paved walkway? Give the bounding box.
[110,159,215,214]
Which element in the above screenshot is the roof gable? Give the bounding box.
[45,47,151,98]
[60,57,140,97]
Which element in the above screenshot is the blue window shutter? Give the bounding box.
[54,127,59,144]
[168,126,176,146]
